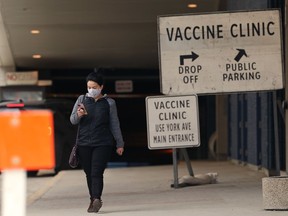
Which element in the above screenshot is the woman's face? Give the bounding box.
[87,80,103,91]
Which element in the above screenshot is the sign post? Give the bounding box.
[158,9,283,95]
[156,9,284,186]
[0,110,54,216]
[146,95,200,187]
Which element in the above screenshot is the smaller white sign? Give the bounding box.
[146,94,200,149]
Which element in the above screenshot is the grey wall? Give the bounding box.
[226,0,285,173]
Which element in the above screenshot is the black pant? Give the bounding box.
[78,145,113,200]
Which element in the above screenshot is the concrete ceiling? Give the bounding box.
[0,0,224,70]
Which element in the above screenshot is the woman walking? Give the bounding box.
[70,71,124,213]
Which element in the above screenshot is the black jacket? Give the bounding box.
[77,96,114,147]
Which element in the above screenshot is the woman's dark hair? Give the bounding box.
[86,71,104,86]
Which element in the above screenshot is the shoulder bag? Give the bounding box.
[69,95,85,168]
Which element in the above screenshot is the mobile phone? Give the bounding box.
[78,103,87,114]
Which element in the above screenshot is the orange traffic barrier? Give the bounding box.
[0,110,54,170]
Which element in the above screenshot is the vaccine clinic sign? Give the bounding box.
[158,9,283,95]
[146,95,200,149]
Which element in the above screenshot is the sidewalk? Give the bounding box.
[13,161,288,215]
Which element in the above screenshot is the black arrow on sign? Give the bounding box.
[234,49,248,62]
[180,52,199,65]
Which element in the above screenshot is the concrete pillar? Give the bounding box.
[285,0,288,175]
[262,176,288,210]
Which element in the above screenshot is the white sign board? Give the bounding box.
[115,80,133,93]
[146,95,200,149]
[0,71,38,86]
[158,9,283,95]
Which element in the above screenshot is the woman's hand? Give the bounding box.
[77,109,85,117]
[77,103,87,117]
[116,147,124,156]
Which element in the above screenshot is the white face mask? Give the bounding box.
[87,88,101,98]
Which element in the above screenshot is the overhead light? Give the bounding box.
[188,3,197,8]
[32,54,42,59]
[30,30,40,34]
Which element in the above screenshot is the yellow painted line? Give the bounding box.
[27,171,65,205]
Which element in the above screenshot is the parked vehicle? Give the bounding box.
[0,99,77,176]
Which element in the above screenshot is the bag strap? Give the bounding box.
[75,95,85,146]
[81,94,85,103]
